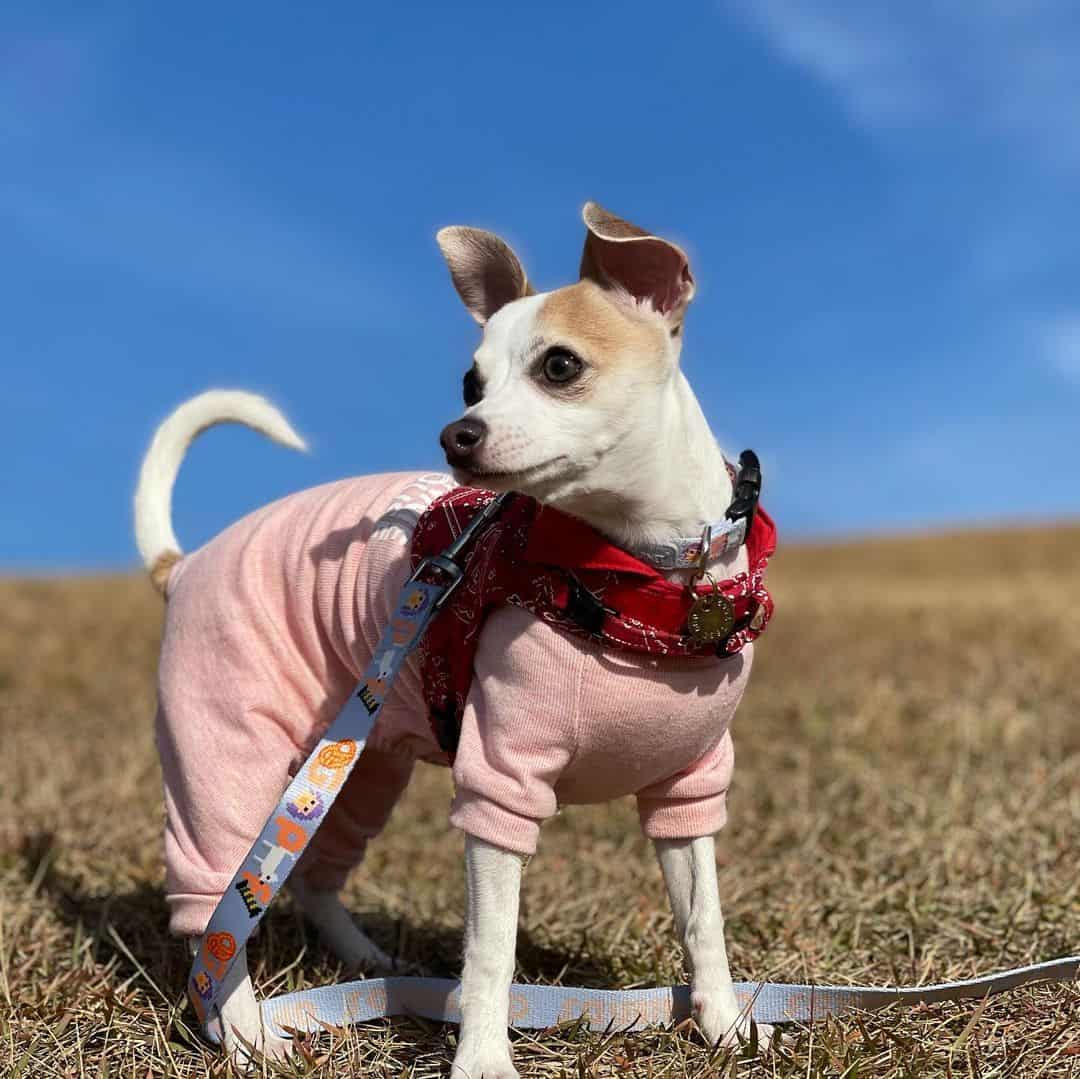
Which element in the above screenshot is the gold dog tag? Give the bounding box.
[687,583,735,644]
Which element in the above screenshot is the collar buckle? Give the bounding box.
[726,449,762,532]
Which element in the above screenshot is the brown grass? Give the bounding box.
[2,524,1079,1077]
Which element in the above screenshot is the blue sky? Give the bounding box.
[3,1,1078,571]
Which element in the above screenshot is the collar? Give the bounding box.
[521,487,776,584]
[612,450,764,572]
[629,516,748,572]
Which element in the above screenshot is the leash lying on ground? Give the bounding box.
[257,955,1080,1037]
[187,488,1079,1045]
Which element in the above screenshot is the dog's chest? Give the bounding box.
[460,605,753,806]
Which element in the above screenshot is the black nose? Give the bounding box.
[440,417,487,466]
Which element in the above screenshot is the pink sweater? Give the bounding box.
[157,473,752,936]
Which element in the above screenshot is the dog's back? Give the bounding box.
[154,469,453,935]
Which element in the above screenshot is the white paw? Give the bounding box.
[451,1040,520,1079]
[694,996,776,1053]
[221,1025,294,1070]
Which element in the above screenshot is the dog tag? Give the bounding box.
[686,585,735,644]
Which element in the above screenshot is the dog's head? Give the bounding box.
[436,202,696,517]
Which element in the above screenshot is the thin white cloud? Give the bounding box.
[726,0,1080,171]
[726,0,1080,395]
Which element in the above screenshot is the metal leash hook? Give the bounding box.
[408,491,514,611]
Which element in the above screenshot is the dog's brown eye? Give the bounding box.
[463,366,483,406]
[542,348,583,384]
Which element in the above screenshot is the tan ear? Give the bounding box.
[579,201,695,324]
[436,226,534,325]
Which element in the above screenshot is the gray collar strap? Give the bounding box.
[630,449,762,571]
[630,515,749,572]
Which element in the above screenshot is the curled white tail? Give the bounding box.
[134,390,307,592]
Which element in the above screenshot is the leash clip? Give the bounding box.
[409,553,466,611]
[408,491,514,611]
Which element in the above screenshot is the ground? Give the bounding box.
[2,523,1078,1077]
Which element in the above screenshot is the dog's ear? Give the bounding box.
[579,202,695,329]
[436,226,534,325]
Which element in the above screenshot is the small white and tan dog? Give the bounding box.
[136,203,774,1077]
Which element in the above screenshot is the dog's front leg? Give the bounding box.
[451,835,522,1079]
[188,940,292,1066]
[654,836,774,1052]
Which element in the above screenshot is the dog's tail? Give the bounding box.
[134,390,307,594]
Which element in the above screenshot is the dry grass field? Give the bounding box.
[2,524,1079,1077]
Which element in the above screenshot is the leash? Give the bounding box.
[257,955,1080,1038]
[187,491,1079,1045]
[186,490,513,1038]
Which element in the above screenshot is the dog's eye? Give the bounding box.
[541,348,583,385]
[463,366,483,406]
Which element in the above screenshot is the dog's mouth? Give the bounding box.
[452,456,570,491]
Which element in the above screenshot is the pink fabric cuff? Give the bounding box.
[636,790,729,840]
[167,889,230,939]
[448,789,541,856]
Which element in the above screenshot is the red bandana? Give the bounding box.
[409,487,777,756]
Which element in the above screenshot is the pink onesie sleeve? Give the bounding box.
[634,729,734,839]
[448,610,579,855]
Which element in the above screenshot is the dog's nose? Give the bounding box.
[440,417,487,466]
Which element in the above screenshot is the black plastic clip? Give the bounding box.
[725,449,762,532]
[562,575,611,637]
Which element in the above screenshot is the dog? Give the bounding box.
[135,202,775,1077]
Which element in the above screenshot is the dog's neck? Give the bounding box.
[545,370,735,560]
